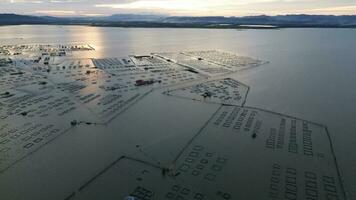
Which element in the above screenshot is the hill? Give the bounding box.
[1,13,356,28]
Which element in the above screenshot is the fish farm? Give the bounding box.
[0,44,347,200]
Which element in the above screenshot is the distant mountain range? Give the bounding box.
[0,14,60,25]
[1,13,356,28]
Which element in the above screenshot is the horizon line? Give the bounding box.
[1,13,356,18]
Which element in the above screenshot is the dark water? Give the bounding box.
[1,25,355,198]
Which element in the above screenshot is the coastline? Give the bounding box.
[1,22,356,29]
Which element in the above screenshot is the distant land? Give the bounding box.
[1,13,356,28]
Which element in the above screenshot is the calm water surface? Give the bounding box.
[0,25,355,197]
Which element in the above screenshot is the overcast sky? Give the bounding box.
[0,0,355,17]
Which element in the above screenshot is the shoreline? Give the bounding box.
[1,23,356,29]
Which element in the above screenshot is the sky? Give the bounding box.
[0,0,356,17]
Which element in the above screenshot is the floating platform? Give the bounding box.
[70,106,346,200]
[164,78,249,106]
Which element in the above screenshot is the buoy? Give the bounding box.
[70,120,78,126]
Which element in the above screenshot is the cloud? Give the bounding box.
[34,10,76,15]
[0,0,355,16]
[93,0,334,16]
[304,5,356,14]
[94,0,280,13]
[96,0,218,10]
[6,0,43,3]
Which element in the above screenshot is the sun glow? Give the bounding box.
[94,0,261,16]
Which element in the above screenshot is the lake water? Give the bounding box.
[0,25,356,198]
